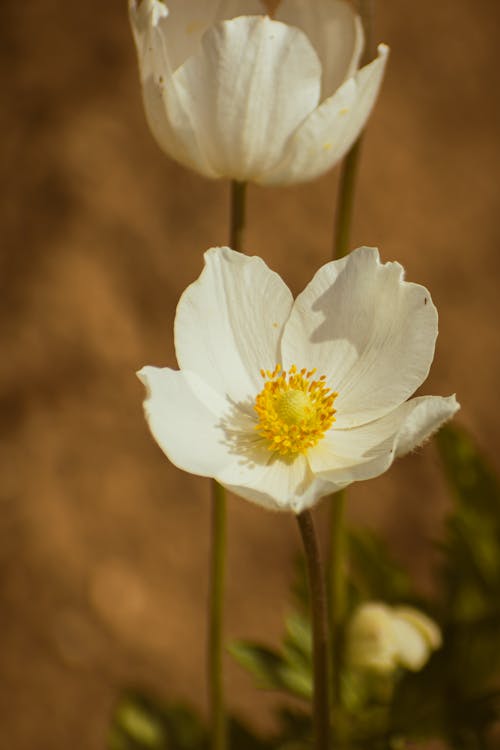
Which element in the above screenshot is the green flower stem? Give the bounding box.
[332,139,363,260]
[229,181,247,250]
[328,3,376,724]
[208,179,247,750]
[332,0,374,260]
[297,510,331,750]
[328,488,346,711]
[209,480,227,750]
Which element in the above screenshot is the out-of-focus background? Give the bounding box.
[1,0,499,747]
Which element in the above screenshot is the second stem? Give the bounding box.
[209,180,247,750]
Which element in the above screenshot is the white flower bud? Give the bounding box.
[347,602,442,674]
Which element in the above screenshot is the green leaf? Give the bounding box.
[108,691,207,750]
[229,640,312,700]
[436,424,500,621]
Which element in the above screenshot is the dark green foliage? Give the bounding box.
[108,690,275,750]
[109,425,500,749]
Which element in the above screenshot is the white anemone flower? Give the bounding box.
[137,247,459,513]
[129,0,389,184]
[347,602,442,673]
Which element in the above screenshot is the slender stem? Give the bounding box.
[209,481,227,750]
[332,141,363,259]
[328,489,346,710]
[328,3,376,730]
[332,0,375,261]
[229,181,247,251]
[208,179,247,750]
[297,510,331,750]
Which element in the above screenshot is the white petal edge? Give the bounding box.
[174,247,294,407]
[281,246,439,427]
[260,44,388,185]
[129,0,218,176]
[275,0,364,98]
[137,365,234,477]
[131,0,264,74]
[165,16,322,180]
[393,607,442,650]
[217,451,339,513]
[307,395,460,485]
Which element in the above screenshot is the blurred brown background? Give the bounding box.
[1,0,499,748]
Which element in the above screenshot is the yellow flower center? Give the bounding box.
[254,364,338,457]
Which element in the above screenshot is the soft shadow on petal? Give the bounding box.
[218,452,335,512]
[137,366,234,476]
[261,44,388,185]
[175,247,294,405]
[140,0,264,73]
[167,16,322,180]
[307,395,459,485]
[276,0,364,98]
[282,247,439,427]
[129,0,217,175]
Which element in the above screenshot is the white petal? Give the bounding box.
[307,395,459,485]
[131,0,264,74]
[166,16,322,180]
[261,44,388,185]
[391,617,431,671]
[275,0,364,97]
[129,0,217,176]
[393,607,442,650]
[218,452,335,512]
[137,366,234,476]
[282,246,438,426]
[174,247,293,406]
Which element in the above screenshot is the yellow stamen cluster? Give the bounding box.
[254,364,338,457]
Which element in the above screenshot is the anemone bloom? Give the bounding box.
[129,0,389,184]
[138,247,458,513]
[347,602,442,673]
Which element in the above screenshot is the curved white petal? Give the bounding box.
[275,0,364,97]
[281,246,438,426]
[391,617,431,671]
[132,0,265,74]
[261,44,388,185]
[307,395,459,485]
[137,366,234,476]
[129,0,218,176]
[394,607,442,650]
[218,451,335,513]
[166,16,322,180]
[175,247,293,406]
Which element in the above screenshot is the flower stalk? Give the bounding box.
[329,1,376,720]
[209,480,227,750]
[209,179,247,750]
[229,181,247,250]
[297,510,331,750]
[328,488,346,711]
[333,1,375,260]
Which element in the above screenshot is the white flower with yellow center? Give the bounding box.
[346,602,442,673]
[138,246,459,513]
[129,0,389,184]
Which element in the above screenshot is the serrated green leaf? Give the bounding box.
[436,425,500,622]
[229,640,312,700]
